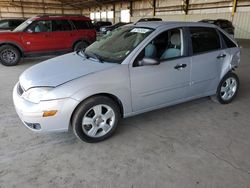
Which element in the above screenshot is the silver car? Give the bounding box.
[13,22,240,142]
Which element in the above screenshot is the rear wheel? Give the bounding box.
[0,45,21,66]
[73,41,89,52]
[72,96,120,143]
[215,72,239,104]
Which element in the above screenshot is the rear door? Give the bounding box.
[188,27,228,96]
[50,19,73,50]
[70,19,96,44]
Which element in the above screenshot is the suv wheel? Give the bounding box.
[215,72,239,104]
[72,96,120,143]
[73,41,89,52]
[0,45,21,66]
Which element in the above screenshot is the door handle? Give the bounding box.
[217,54,226,59]
[174,64,187,70]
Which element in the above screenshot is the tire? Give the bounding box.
[0,45,21,66]
[72,96,121,143]
[215,72,239,104]
[73,41,89,52]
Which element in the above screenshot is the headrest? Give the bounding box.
[171,33,181,46]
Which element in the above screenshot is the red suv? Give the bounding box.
[0,15,96,66]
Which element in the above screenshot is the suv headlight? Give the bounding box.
[23,87,52,103]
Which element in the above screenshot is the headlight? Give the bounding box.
[23,87,52,103]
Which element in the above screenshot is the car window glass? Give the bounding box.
[134,28,184,66]
[52,20,72,31]
[219,31,237,48]
[29,20,52,32]
[72,20,90,29]
[190,27,220,54]
[0,21,9,28]
[10,20,23,27]
[85,26,153,64]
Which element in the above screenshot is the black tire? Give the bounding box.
[0,45,21,66]
[73,41,89,52]
[215,72,239,104]
[72,96,121,143]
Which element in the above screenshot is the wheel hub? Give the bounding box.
[94,116,104,125]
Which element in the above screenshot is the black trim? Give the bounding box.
[23,49,72,57]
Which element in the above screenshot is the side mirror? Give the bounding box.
[139,57,160,66]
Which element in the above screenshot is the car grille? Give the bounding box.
[17,83,24,96]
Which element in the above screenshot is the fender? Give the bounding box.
[0,41,24,56]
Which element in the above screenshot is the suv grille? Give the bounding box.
[17,83,24,96]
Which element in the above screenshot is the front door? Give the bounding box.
[21,20,54,52]
[130,28,191,112]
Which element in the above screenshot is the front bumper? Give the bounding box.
[13,83,79,132]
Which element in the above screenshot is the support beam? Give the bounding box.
[232,0,238,16]
[113,3,115,23]
[153,0,156,16]
[183,0,189,15]
[130,1,133,17]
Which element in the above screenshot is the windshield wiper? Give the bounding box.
[88,52,104,63]
[76,48,89,59]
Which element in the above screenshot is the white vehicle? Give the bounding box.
[13,22,240,142]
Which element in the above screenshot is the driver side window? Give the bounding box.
[28,20,52,33]
[134,28,184,67]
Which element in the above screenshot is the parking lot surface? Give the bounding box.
[0,45,250,188]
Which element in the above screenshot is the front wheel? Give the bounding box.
[72,96,120,143]
[0,45,21,66]
[73,41,89,52]
[215,72,239,104]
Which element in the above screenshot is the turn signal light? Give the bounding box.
[43,110,58,117]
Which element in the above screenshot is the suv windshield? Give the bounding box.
[85,26,153,64]
[13,19,33,32]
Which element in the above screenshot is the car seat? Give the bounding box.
[160,33,181,59]
[145,43,156,58]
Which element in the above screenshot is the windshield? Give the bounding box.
[13,18,33,32]
[85,26,153,64]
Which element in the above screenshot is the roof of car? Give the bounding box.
[33,15,91,21]
[134,21,217,29]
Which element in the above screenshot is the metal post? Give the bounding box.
[130,1,133,17]
[113,3,115,23]
[153,0,156,16]
[232,0,238,16]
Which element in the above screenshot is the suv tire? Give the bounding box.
[0,45,21,66]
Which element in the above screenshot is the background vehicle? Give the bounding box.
[13,22,240,143]
[137,18,162,22]
[0,15,96,66]
[100,22,131,34]
[199,19,235,36]
[0,19,25,31]
[93,21,112,32]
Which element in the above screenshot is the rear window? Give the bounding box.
[72,20,94,30]
[190,27,221,54]
[0,20,9,28]
[52,20,72,31]
[219,31,237,48]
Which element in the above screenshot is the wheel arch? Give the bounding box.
[72,39,90,50]
[0,42,24,57]
[69,93,124,128]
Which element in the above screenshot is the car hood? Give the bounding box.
[19,52,117,90]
